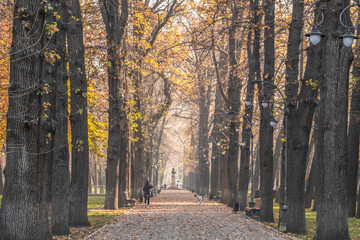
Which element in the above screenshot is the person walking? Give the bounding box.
[143,180,153,208]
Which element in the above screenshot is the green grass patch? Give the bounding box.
[54,196,130,240]
[88,196,105,209]
[0,195,2,208]
[265,202,360,240]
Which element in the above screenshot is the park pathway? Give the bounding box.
[85,190,296,240]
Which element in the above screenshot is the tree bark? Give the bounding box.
[210,50,227,197]
[99,0,129,210]
[0,158,3,195]
[0,1,51,239]
[305,110,319,209]
[238,3,256,209]
[314,1,352,239]
[198,78,210,196]
[51,0,70,234]
[347,43,360,217]
[226,1,240,208]
[68,0,90,226]
[259,0,275,223]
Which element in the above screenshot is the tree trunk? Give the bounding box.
[52,0,70,234]
[253,144,260,191]
[273,128,284,184]
[0,158,3,194]
[99,0,128,210]
[347,45,360,217]
[0,1,51,238]
[238,6,256,209]
[119,93,129,207]
[210,50,227,197]
[68,0,90,227]
[39,0,58,237]
[198,79,210,196]
[314,1,352,239]
[259,0,275,223]
[305,111,319,209]
[305,142,318,208]
[226,1,240,208]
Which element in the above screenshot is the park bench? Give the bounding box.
[124,192,137,206]
[244,198,260,218]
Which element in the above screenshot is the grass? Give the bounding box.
[88,196,106,209]
[1,195,129,239]
[264,202,360,240]
[53,196,130,240]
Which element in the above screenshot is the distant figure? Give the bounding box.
[164,183,167,189]
[143,181,153,208]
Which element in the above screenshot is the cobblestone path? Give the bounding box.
[85,190,296,240]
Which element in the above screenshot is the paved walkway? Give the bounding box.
[85,190,296,240]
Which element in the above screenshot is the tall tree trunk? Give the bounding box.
[210,50,227,197]
[0,158,3,194]
[238,4,256,209]
[226,1,240,209]
[347,40,360,217]
[153,116,167,190]
[52,0,70,234]
[0,1,50,239]
[259,0,275,223]
[133,71,145,199]
[314,1,352,239]
[284,0,308,232]
[119,44,130,205]
[273,128,284,184]
[305,110,319,209]
[305,141,318,208]
[119,92,130,206]
[39,0,58,237]
[99,0,128,210]
[253,144,260,191]
[198,80,210,196]
[68,0,90,227]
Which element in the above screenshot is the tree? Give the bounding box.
[68,0,90,227]
[347,21,360,218]
[259,0,275,222]
[226,0,241,209]
[238,0,257,211]
[314,1,352,239]
[99,0,129,210]
[51,0,70,234]
[0,1,52,239]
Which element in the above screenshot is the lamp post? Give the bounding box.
[250,80,289,230]
[305,0,360,47]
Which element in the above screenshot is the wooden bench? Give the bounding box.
[244,198,260,218]
[124,192,137,206]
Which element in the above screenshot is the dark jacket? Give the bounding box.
[143,181,153,195]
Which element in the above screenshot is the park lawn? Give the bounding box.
[54,196,131,240]
[265,203,360,240]
[88,196,106,209]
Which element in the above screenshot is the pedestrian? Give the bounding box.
[143,180,153,208]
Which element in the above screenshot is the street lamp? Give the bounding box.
[270,117,278,128]
[261,101,270,108]
[305,0,360,47]
[245,98,252,106]
[250,80,289,231]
